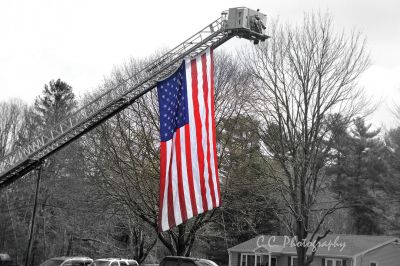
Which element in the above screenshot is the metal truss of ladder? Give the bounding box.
[0,11,269,189]
[0,17,232,188]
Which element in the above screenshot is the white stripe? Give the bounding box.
[161,140,172,231]
[185,59,203,213]
[196,56,213,211]
[180,126,193,218]
[171,133,182,225]
[205,49,220,206]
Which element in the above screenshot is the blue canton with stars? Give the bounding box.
[157,61,189,142]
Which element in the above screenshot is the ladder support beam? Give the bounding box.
[0,8,269,189]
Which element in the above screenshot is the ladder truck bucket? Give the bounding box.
[225,7,269,44]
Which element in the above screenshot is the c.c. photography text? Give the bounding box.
[257,235,346,252]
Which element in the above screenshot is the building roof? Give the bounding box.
[228,234,400,258]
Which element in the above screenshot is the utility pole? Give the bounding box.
[25,164,42,266]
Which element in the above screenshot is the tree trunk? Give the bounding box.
[66,234,73,256]
[296,220,307,266]
[43,216,46,259]
[176,224,186,256]
[6,191,19,264]
[25,167,42,266]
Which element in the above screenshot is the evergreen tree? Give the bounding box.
[330,117,387,234]
[385,127,400,175]
[218,115,279,247]
[21,79,85,265]
[33,79,76,129]
[383,127,400,233]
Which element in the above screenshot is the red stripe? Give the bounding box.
[158,142,167,230]
[175,129,187,222]
[167,147,176,229]
[184,124,198,216]
[210,49,221,204]
[190,59,208,211]
[201,53,216,207]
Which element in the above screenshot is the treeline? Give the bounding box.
[0,12,399,266]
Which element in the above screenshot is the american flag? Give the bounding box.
[157,48,220,231]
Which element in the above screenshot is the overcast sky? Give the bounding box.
[0,0,399,129]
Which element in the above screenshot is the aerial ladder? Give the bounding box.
[0,7,269,189]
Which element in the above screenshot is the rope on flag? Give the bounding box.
[157,48,220,232]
